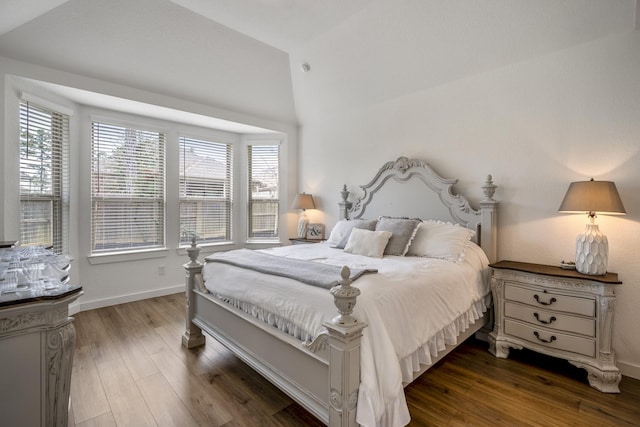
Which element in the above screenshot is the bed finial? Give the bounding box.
[482,174,497,202]
[339,185,352,220]
[341,184,349,203]
[329,266,361,327]
[187,236,201,265]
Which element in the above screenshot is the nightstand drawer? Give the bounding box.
[504,283,595,317]
[504,302,595,337]
[504,319,595,358]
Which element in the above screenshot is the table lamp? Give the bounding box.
[558,178,625,275]
[292,193,315,238]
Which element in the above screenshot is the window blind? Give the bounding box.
[19,101,69,254]
[91,122,165,253]
[247,144,280,239]
[179,136,233,245]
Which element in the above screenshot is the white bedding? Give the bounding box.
[203,242,491,427]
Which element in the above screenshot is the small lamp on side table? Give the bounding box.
[558,178,626,275]
[292,193,315,238]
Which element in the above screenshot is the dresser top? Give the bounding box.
[0,284,82,308]
[490,260,622,285]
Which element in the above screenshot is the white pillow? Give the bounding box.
[343,229,392,258]
[407,220,475,262]
[326,220,350,246]
[326,219,378,249]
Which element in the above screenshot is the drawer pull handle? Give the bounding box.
[533,313,556,325]
[533,331,556,344]
[534,294,557,306]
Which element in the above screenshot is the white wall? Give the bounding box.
[293,27,640,379]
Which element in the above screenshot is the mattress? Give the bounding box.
[203,242,491,426]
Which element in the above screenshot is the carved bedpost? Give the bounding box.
[182,237,206,348]
[324,266,366,427]
[480,175,498,263]
[338,185,352,220]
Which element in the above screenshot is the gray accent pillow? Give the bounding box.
[335,219,378,249]
[375,217,422,256]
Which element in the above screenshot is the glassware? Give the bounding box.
[0,246,71,291]
[0,270,18,292]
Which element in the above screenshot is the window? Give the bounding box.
[247,144,280,239]
[91,122,165,253]
[179,136,233,245]
[19,101,69,254]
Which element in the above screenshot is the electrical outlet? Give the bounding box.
[158,265,165,275]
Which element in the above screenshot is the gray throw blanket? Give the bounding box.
[205,248,377,289]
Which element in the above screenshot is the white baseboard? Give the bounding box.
[71,285,184,314]
[618,360,640,381]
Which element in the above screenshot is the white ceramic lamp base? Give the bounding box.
[297,215,309,238]
[575,223,608,275]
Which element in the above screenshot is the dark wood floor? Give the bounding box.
[69,293,640,426]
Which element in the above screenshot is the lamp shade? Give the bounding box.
[558,179,626,215]
[292,193,315,210]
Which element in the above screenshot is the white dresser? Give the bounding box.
[0,245,82,426]
[488,260,621,393]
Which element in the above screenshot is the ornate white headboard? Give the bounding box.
[339,157,498,262]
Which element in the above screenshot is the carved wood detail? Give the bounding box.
[329,388,359,412]
[46,320,76,427]
[0,306,68,334]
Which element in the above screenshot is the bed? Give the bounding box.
[182,156,498,427]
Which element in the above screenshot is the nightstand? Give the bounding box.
[488,260,622,393]
[289,238,324,245]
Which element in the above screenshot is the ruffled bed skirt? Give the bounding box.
[398,293,490,382]
[215,294,318,343]
[214,291,490,373]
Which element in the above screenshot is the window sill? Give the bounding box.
[176,242,239,258]
[245,239,283,250]
[87,248,169,265]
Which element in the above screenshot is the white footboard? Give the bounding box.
[181,238,366,427]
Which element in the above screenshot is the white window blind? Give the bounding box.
[247,144,280,239]
[91,122,165,253]
[19,101,69,254]
[179,136,233,245]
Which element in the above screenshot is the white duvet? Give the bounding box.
[203,242,491,427]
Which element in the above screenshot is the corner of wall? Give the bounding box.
[636,0,640,30]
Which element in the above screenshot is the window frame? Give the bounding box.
[19,100,70,255]
[246,141,281,243]
[178,134,234,247]
[89,119,167,256]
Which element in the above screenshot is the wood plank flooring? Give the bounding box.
[69,293,640,426]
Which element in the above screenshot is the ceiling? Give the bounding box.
[0,1,637,130]
[0,0,348,132]
[0,0,373,52]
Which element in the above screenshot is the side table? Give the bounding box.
[488,260,621,393]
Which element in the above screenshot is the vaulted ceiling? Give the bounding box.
[0,1,637,126]
[0,0,373,52]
